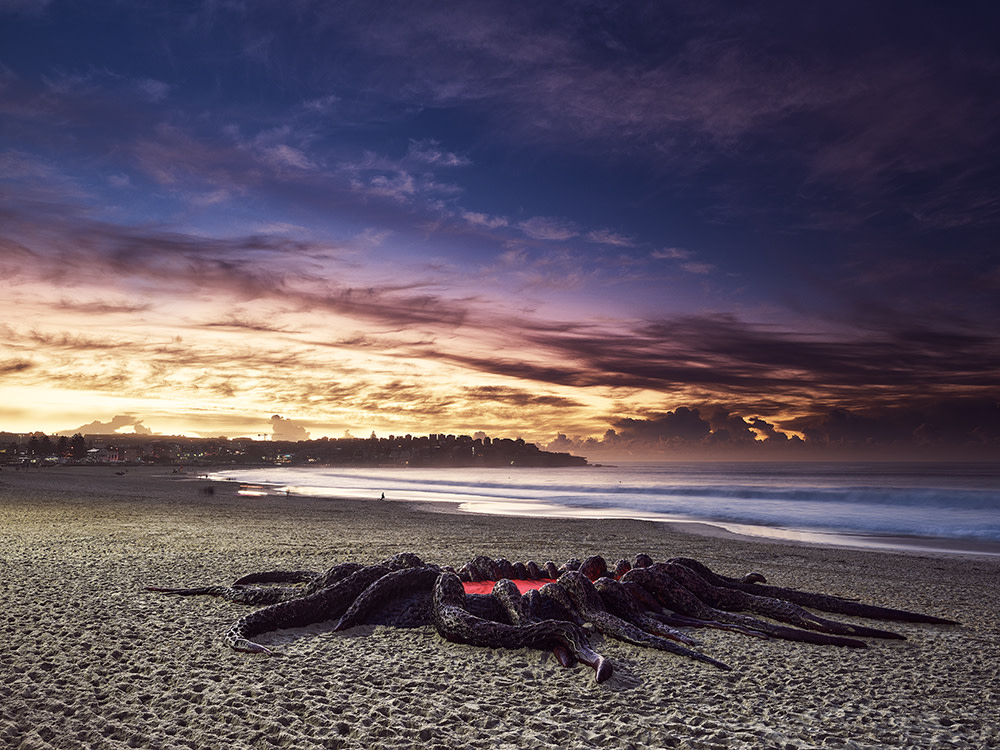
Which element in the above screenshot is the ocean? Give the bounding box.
[208,461,1000,555]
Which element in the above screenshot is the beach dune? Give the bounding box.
[2,466,997,749]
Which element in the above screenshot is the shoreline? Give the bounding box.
[201,464,1000,559]
[3,465,999,748]
[13,462,1000,558]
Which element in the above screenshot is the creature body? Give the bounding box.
[148,552,956,681]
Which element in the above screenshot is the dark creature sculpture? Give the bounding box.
[148,552,956,683]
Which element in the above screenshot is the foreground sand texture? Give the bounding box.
[2,466,998,749]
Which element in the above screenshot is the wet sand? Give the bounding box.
[2,465,998,749]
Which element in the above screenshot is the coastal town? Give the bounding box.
[0,431,588,469]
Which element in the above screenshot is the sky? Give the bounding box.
[1,0,999,460]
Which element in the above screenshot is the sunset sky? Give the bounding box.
[2,1,998,459]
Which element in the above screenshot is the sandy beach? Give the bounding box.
[1,466,997,749]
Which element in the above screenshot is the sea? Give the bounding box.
[207,461,1000,556]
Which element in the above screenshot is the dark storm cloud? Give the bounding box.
[607,407,778,449]
[446,308,1000,457]
[613,407,711,444]
[444,314,1000,404]
[544,405,784,459]
[748,417,791,443]
[784,400,1000,450]
[549,398,998,459]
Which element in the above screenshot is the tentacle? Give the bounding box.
[557,572,731,671]
[224,564,393,653]
[661,558,753,587]
[302,562,366,595]
[431,572,612,682]
[559,558,582,575]
[659,562,905,640]
[149,561,368,606]
[333,566,440,631]
[491,579,533,625]
[580,555,609,581]
[464,593,504,622]
[146,584,301,605]
[669,557,957,624]
[593,577,701,647]
[459,555,499,582]
[536,581,584,626]
[378,553,427,573]
[614,580,766,637]
[622,566,867,648]
[633,553,654,568]
[621,580,666,613]
[147,585,221,596]
[231,570,320,586]
[612,558,632,579]
[495,580,577,667]
[653,610,771,639]
[495,558,516,580]
[521,589,543,620]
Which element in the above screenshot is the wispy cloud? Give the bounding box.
[0,0,52,14]
[518,216,577,241]
[587,229,634,247]
[462,211,508,229]
[407,139,471,167]
[258,143,315,172]
[680,261,715,275]
[652,247,691,260]
[136,78,169,102]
